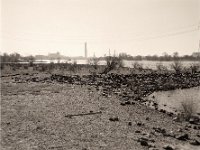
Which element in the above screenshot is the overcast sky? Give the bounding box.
[1,0,200,57]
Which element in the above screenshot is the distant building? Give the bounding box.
[48,52,60,59]
[192,52,200,57]
[35,55,47,60]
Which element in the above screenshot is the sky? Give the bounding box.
[1,0,200,57]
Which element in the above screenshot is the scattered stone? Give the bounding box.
[189,116,200,125]
[109,117,119,122]
[137,138,149,147]
[146,117,150,121]
[140,140,149,147]
[131,102,135,105]
[120,102,125,106]
[190,139,200,146]
[177,128,183,132]
[135,130,141,133]
[125,101,131,105]
[137,137,155,147]
[163,145,175,150]
[176,133,189,141]
[159,109,166,113]
[153,127,166,134]
[149,148,159,150]
[193,126,199,130]
[137,122,145,126]
[167,112,174,117]
[128,122,132,126]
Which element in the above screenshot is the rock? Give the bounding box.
[131,102,135,105]
[190,139,200,146]
[189,116,200,125]
[109,117,119,122]
[153,127,166,134]
[193,126,199,130]
[137,138,149,147]
[137,122,144,126]
[120,102,125,106]
[146,117,150,121]
[128,122,132,126]
[176,133,189,141]
[163,145,175,150]
[177,128,183,132]
[140,140,149,147]
[149,148,159,150]
[167,112,173,117]
[137,137,155,147]
[159,109,166,113]
[124,101,131,105]
[135,130,141,133]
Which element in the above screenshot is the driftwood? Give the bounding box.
[65,111,102,118]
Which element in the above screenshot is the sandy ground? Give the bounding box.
[1,74,200,150]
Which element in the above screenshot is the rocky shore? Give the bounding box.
[13,72,200,102]
[1,71,200,150]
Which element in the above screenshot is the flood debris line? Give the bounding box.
[14,72,200,102]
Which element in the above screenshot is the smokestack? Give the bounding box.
[85,42,87,58]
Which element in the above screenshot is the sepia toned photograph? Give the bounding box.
[1,0,200,149]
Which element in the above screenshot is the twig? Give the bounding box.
[65,111,102,118]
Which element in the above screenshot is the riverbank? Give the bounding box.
[1,71,200,150]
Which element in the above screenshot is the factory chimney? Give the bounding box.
[85,42,87,58]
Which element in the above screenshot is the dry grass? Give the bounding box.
[170,61,183,73]
[181,100,197,121]
[190,63,200,74]
[179,91,198,121]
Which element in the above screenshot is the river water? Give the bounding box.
[147,86,200,114]
[36,59,200,70]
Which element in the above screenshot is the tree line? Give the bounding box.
[1,51,200,63]
[118,52,200,61]
[0,53,35,63]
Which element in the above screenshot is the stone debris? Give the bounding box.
[190,139,200,146]
[153,127,166,134]
[109,117,119,122]
[137,137,155,148]
[13,72,200,104]
[163,145,175,150]
[176,133,189,141]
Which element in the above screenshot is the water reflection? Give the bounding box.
[147,86,200,114]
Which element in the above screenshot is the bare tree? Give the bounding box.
[101,56,123,74]
[171,61,183,73]
[88,57,100,75]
